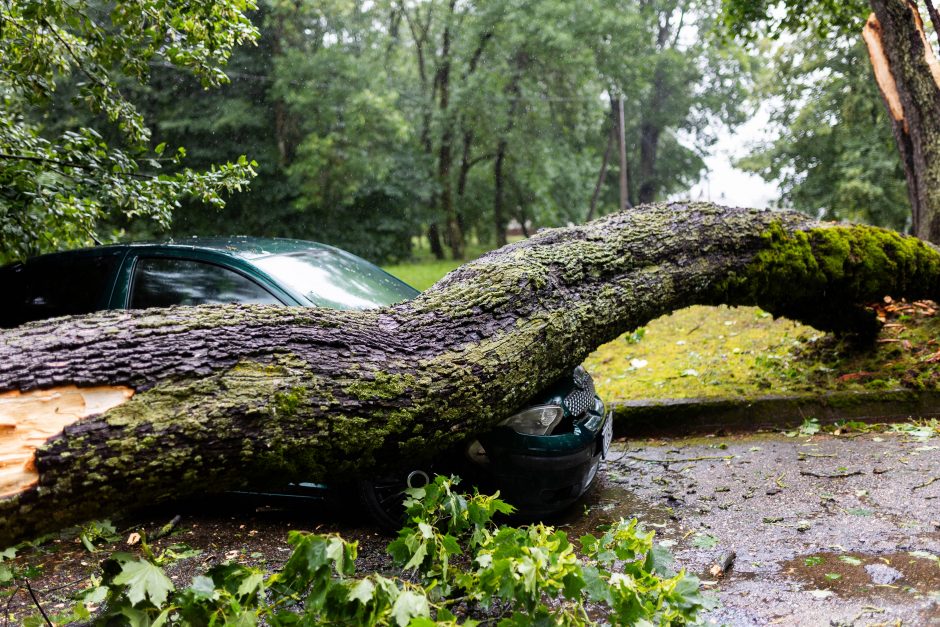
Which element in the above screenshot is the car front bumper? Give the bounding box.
[478,396,610,514]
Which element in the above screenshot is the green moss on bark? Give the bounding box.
[716,222,940,319]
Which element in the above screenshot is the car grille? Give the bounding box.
[563,367,596,417]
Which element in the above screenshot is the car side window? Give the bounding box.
[130,257,280,308]
[0,252,123,328]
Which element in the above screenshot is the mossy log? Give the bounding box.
[1,202,939,546]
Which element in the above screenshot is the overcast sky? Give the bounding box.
[682,105,780,209]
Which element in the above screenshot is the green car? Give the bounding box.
[1,237,611,526]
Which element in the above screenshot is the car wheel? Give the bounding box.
[357,469,431,531]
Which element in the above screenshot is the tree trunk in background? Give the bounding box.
[2,203,940,547]
[865,0,940,242]
[493,144,509,246]
[437,0,464,260]
[493,56,525,248]
[427,224,445,259]
[637,62,667,204]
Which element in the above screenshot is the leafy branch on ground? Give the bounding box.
[784,417,940,440]
[26,477,707,625]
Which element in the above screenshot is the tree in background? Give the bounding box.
[155,0,757,262]
[2,0,755,265]
[600,0,753,206]
[721,0,940,242]
[0,0,259,263]
[737,38,911,230]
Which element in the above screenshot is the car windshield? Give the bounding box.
[253,248,419,310]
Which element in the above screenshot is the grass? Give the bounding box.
[384,249,940,402]
[590,300,940,401]
[383,236,520,291]
[383,258,464,291]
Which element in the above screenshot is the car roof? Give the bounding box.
[123,237,338,260]
[7,237,341,266]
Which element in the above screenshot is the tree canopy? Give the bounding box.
[4,0,757,264]
[0,0,259,263]
[738,37,911,230]
[721,0,940,242]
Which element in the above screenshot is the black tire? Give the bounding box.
[357,469,431,531]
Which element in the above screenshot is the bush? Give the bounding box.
[51,476,707,625]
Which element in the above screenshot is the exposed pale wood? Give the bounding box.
[864,13,907,129]
[0,386,134,496]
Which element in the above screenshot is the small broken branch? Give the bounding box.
[799,470,864,479]
[709,550,736,578]
[624,455,733,465]
[912,476,939,491]
[24,580,52,627]
[150,514,182,541]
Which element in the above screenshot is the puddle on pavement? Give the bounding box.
[551,481,675,539]
[783,551,940,601]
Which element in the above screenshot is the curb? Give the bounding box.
[610,389,940,437]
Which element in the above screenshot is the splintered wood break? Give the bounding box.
[864,13,906,129]
[0,386,134,497]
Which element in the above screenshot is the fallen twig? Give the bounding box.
[625,455,733,465]
[912,476,940,491]
[709,550,736,578]
[851,605,887,624]
[3,583,22,627]
[797,452,836,459]
[799,470,864,479]
[24,580,51,627]
[150,514,182,541]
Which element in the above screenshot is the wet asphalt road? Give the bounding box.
[4,430,940,625]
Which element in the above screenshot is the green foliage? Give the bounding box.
[89,0,754,263]
[736,38,910,230]
[71,476,706,625]
[786,418,821,437]
[80,519,119,552]
[719,0,870,41]
[0,546,15,585]
[0,0,260,263]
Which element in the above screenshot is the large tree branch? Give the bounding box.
[1,203,938,547]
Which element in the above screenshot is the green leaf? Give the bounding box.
[691,533,719,549]
[116,605,155,627]
[236,571,265,598]
[390,589,429,626]
[83,585,109,605]
[112,558,175,607]
[81,534,96,553]
[347,578,375,605]
[189,575,218,600]
[647,543,676,576]
[403,541,428,571]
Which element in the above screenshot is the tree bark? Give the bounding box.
[864,0,940,242]
[1,203,939,547]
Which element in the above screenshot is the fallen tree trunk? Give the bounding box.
[1,202,939,546]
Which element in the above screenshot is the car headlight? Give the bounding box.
[499,404,564,435]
